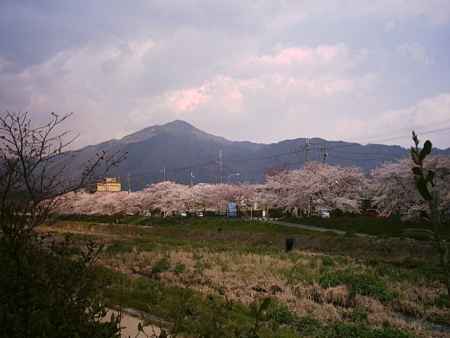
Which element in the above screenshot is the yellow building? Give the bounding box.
[96,177,122,192]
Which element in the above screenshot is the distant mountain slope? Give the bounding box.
[65,120,450,190]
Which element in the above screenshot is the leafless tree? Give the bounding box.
[0,111,125,239]
[0,111,125,338]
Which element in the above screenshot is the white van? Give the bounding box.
[319,209,331,218]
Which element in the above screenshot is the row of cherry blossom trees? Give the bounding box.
[55,158,450,218]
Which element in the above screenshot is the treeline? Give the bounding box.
[56,157,450,220]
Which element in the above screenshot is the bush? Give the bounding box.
[349,307,368,323]
[151,257,171,274]
[321,255,335,267]
[295,316,324,336]
[266,300,297,326]
[284,264,316,285]
[330,323,414,338]
[174,263,186,274]
[0,238,120,338]
[434,293,450,308]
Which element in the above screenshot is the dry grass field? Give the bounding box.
[41,217,450,337]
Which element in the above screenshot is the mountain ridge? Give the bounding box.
[67,120,450,190]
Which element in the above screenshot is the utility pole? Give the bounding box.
[321,143,328,163]
[127,173,131,193]
[227,172,240,183]
[161,167,166,181]
[189,170,195,187]
[218,149,223,184]
[304,139,310,163]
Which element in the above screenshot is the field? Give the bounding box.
[42,217,450,337]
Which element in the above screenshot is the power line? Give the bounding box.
[114,124,450,187]
[328,125,450,151]
[345,118,450,144]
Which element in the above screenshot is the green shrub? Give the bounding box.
[151,257,171,274]
[295,316,324,336]
[266,300,296,326]
[0,239,120,338]
[322,256,335,267]
[350,274,394,302]
[330,322,373,338]
[330,323,414,338]
[372,326,415,338]
[104,242,134,254]
[174,263,186,274]
[284,264,316,285]
[349,307,368,323]
[434,293,450,308]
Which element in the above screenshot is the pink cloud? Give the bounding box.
[251,45,346,66]
[170,87,208,112]
[169,76,245,114]
[261,48,312,65]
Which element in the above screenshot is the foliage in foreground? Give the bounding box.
[0,111,123,338]
[407,132,450,298]
[0,236,120,338]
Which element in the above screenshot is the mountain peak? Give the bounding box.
[120,119,218,144]
[163,120,195,129]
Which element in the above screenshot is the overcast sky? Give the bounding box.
[1,1,450,148]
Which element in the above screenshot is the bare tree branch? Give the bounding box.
[0,111,126,238]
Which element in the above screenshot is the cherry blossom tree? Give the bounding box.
[370,156,450,219]
[259,163,367,215]
[188,183,253,214]
[142,181,193,216]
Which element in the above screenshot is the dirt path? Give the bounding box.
[107,309,164,338]
[270,220,372,237]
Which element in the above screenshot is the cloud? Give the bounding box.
[339,93,450,148]
[299,0,450,24]
[1,1,450,148]
[252,46,344,66]
[169,87,209,112]
[397,43,432,65]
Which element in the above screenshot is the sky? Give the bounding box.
[1,0,450,149]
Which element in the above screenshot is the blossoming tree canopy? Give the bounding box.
[370,156,450,219]
[55,162,378,216]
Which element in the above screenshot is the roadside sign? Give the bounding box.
[227,202,238,217]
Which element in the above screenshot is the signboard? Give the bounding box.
[227,202,238,217]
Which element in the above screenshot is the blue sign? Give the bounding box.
[227,202,238,217]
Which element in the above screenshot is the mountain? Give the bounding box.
[65,120,450,190]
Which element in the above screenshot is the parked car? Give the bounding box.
[319,209,331,218]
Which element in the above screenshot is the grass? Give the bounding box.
[41,216,450,337]
[98,267,415,338]
[318,270,395,302]
[283,214,450,239]
[55,212,450,239]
